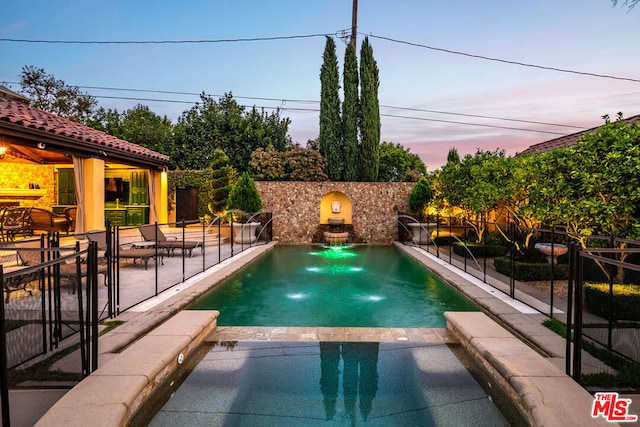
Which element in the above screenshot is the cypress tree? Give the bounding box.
[319,36,343,181]
[359,36,380,181]
[447,147,460,164]
[342,43,360,181]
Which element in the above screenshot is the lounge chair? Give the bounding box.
[85,231,163,270]
[138,224,203,257]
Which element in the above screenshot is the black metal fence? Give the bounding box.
[79,211,273,317]
[570,245,640,390]
[398,213,640,391]
[1,234,101,424]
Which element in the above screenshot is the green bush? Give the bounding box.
[584,283,640,321]
[228,172,263,214]
[452,242,508,258]
[493,256,570,281]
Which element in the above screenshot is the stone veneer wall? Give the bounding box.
[0,163,57,208]
[255,181,415,244]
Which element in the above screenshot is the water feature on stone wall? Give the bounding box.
[323,217,350,246]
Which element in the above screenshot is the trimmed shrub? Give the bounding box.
[228,172,262,214]
[584,283,640,321]
[452,242,509,258]
[494,256,570,281]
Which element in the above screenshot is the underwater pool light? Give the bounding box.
[287,293,307,300]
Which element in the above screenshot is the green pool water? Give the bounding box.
[190,245,478,327]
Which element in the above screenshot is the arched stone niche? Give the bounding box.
[320,191,352,224]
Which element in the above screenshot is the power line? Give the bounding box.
[92,94,564,135]
[379,105,583,129]
[367,34,640,84]
[3,30,639,83]
[8,81,578,129]
[380,113,566,135]
[0,32,341,45]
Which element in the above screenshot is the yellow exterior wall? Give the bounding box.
[83,158,105,232]
[153,170,168,224]
[319,191,352,224]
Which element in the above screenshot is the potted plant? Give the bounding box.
[407,177,436,244]
[227,172,263,243]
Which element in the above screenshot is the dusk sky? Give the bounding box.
[2,1,639,170]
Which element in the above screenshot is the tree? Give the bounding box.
[447,147,460,164]
[250,144,287,180]
[435,149,508,241]
[527,115,640,241]
[250,144,329,181]
[285,145,329,181]
[85,107,123,136]
[359,37,381,181]
[319,36,343,180]
[342,43,360,181]
[525,115,640,280]
[208,148,234,216]
[378,141,426,182]
[88,105,173,155]
[172,93,291,171]
[119,105,173,155]
[19,65,97,123]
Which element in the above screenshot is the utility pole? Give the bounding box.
[351,0,358,52]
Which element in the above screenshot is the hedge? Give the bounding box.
[494,256,570,281]
[584,283,640,321]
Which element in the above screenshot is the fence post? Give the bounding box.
[90,241,99,373]
[572,246,583,382]
[1,267,11,427]
[463,218,468,272]
[181,220,186,283]
[607,235,615,351]
[483,215,487,283]
[550,226,555,318]
[202,219,206,272]
[509,222,515,298]
[565,242,576,376]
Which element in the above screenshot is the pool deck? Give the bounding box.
[14,242,640,426]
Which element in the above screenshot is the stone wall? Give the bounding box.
[255,181,415,244]
[0,163,57,208]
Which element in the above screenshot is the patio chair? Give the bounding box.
[16,239,107,295]
[64,206,78,233]
[138,224,203,257]
[2,240,40,301]
[85,231,163,270]
[1,207,32,241]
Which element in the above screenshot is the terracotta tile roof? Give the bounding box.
[0,97,170,166]
[522,114,640,154]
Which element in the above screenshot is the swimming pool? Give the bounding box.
[148,340,511,426]
[190,245,477,327]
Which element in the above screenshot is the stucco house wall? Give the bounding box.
[256,181,415,244]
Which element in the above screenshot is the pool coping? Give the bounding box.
[34,242,616,425]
